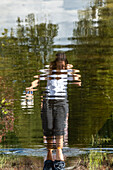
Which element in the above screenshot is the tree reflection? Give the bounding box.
[68,0,113,147]
[71,0,113,56]
[1,13,58,67]
[0,13,58,92]
[0,77,14,144]
[16,13,58,61]
[0,13,58,147]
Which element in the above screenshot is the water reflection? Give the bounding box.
[0,14,60,147]
[26,53,81,168]
[0,77,14,144]
[1,13,58,68]
[1,0,113,158]
[61,0,113,148]
[70,0,113,56]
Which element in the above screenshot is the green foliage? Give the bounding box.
[88,150,107,170]
[91,134,111,147]
[71,0,113,56]
[0,154,18,169]
[0,98,12,115]
[1,13,58,64]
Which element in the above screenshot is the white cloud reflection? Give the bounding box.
[0,0,91,46]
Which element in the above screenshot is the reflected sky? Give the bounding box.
[0,0,92,45]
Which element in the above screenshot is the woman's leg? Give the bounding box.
[56,135,64,161]
[46,136,54,160]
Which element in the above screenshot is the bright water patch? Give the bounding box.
[1,147,113,157]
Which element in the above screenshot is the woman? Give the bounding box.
[42,53,69,170]
[26,53,81,170]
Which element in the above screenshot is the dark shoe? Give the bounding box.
[53,160,65,170]
[43,160,54,170]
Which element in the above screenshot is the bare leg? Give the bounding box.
[47,149,53,160]
[56,136,63,149]
[46,136,54,150]
[56,136,64,161]
[46,136,54,160]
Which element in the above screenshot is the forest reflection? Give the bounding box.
[0,13,59,146]
[70,0,113,56]
[68,0,113,147]
[0,77,14,144]
[1,13,58,66]
[1,0,113,149]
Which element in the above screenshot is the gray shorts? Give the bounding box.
[41,99,68,137]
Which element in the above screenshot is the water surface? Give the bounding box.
[0,0,113,157]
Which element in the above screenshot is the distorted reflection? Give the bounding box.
[26,53,81,169]
[0,77,14,144]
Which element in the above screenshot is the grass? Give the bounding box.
[0,154,18,169]
[0,154,43,169]
[86,150,107,170]
[65,150,113,170]
[0,150,113,170]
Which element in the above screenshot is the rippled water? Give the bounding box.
[0,0,113,159]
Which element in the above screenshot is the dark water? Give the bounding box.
[0,0,113,158]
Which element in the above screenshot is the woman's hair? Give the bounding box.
[50,53,68,70]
